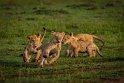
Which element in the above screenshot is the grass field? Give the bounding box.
[0,0,124,82]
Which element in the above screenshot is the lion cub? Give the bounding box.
[63,33,104,57]
[63,33,102,57]
[38,31,65,67]
[23,28,46,63]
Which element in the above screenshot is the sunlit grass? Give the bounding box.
[0,0,124,82]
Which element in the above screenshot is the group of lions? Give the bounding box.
[22,27,104,67]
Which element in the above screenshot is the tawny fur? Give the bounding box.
[63,33,102,57]
[63,33,104,57]
[38,31,65,67]
[23,28,46,63]
[75,34,104,48]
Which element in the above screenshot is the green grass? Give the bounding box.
[0,0,124,82]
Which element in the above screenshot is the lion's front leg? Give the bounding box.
[66,48,70,57]
[70,50,74,57]
[39,57,45,67]
[73,48,79,57]
[49,51,60,64]
[23,50,31,63]
[66,45,72,57]
[33,50,42,62]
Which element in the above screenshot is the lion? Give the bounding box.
[63,33,102,57]
[22,27,46,63]
[75,34,104,49]
[37,31,65,67]
[62,33,104,57]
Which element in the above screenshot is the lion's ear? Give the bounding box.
[27,36,31,40]
[71,33,74,37]
[62,32,65,35]
[69,33,73,36]
[37,33,41,38]
[51,31,55,35]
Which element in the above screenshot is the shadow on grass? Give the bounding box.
[0,60,38,68]
[33,9,69,15]
[66,3,98,10]
[93,57,124,63]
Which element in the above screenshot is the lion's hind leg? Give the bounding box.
[92,50,96,57]
[49,52,60,64]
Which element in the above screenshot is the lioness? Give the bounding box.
[63,33,104,57]
[38,31,65,67]
[23,27,46,63]
[63,33,102,57]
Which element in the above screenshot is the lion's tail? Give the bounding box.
[41,27,46,42]
[96,46,102,57]
[92,35,104,50]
